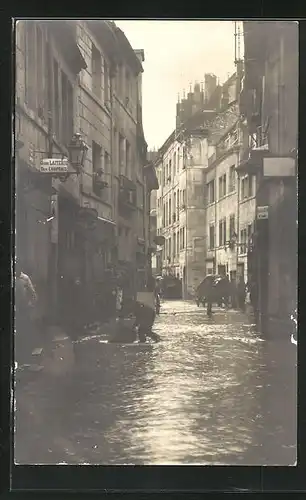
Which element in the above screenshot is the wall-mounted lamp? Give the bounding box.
[68,133,88,173]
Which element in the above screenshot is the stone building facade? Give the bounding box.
[238,21,298,335]
[15,20,87,321]
[15,20,157,326]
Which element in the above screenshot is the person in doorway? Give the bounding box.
[230,277,238,309]
[237,276,246,312]
[15,263,38,365]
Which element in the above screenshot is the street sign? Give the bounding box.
[257,205,269,220]
[40,158,69,173]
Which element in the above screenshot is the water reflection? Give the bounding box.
[15,301,296,465]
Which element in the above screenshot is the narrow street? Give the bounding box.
[15,300,296,466]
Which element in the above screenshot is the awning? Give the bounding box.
[98,216,116,226]
[90,216,116,243]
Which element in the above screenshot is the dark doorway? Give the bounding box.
[218,264,226,276]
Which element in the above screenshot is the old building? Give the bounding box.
[155,80,227,298]
[15,20,156,326]
[15,20,87,323]
[204,71,256,283]
[238,21,298,335]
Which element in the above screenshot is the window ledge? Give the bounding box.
[79,81,111,117]
[218,191,237,202]
[80,188,112,207]
[16,100,49,136]
[240,195,255,204]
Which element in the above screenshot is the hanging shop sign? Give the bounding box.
[40,158,69,173]
[257,205,269,220]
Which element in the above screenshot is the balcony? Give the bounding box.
[119,174,137,214]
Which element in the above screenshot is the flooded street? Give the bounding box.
[15,301,296,465]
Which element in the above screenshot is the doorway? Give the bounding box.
[218,264,226,276]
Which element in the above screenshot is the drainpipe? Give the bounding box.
[236,153,240,277]
[214,155,218,275]
[184,141,188,298]
[110,65,115,222]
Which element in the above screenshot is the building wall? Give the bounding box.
[156,134,210,296]
[76,22,113,221]
[15,20,83,317]
[205,150,240,277]
[243,21,298,331]
[16,20,151,323]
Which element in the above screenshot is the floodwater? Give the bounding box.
[14,301,297,465]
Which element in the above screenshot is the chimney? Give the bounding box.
[134,49,145,63]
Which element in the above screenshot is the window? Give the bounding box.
[92,141,102,196]
[169,198,172,225]
[104,59,110,105]
[169,160,172,181]
[92,44,102,98]
[219,219,226,246]
[209,225,215,250]
[219,174,227,199]
[182,227,185,249]
[126,140,131,177]
[61,71,73,147]
[53,59,60,139]
[229,214,236,238]
[247,223,253,241]
[173,233,176,257]
[229,165,236,192]
[125,69,130,105]
[25,22,36,110]
[104,151,110,175]
[119,134,125,174]
[173,152,177,175]
[208,180,215,204]
[182,189,186,206]
[113,128,118,171]
[177,231,180,254]
[241,176,248,199]
[248,175,254,197]
[240,228,247,254]
[163,205,166,227]
[218,177,222,199]
[165,201,168,227]
[169,238,172,258]
[36,25,45,117]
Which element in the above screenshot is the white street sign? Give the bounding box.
[257,205,269,220]
[40,158,69,173]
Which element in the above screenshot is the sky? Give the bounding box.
[115,20,236,151]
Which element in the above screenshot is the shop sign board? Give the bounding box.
[257,205,269,220]
[40,158,69,173]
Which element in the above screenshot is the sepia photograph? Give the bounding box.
[14,19,297,466]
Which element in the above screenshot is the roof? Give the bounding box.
[87,21,143,75]
[44,21,87,73]
[111,24,143,74]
